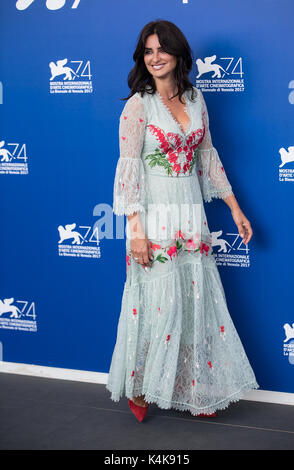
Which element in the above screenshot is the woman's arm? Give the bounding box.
[113,94,153,265]
[197,90,253,245]
[113,94,146,216]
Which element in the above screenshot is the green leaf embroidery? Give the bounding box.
[145,146,199,176]
[176,240,183,251]
[145,148,173,176]
[189,148,199,175]
[154,254,169,263]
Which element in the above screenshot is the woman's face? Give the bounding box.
[143,33,177,80]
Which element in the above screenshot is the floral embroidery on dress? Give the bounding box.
[145,113,205,177]
[126,254,130,272]
[127,229,214,267]
[165,334,171,348]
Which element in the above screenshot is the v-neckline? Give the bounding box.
[155,89,192,136]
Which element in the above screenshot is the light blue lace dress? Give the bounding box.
[106,85,259,415]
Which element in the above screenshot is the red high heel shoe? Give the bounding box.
[128,398,149,422]
[192,412,216,417]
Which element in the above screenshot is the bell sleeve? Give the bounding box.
[196,90,234,203]
[112,94,147,216]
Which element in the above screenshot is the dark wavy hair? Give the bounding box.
[121,19,197,104]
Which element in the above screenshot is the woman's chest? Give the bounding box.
[141,95,206,177]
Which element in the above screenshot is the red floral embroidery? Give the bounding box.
[167,245,177,259]
[208,361,212,369]
[192,379,195,386]
[128,369,135,385]
[186,238,198,251]
[172,163,181,175]
[126,254,130,271]
[220,325,226,340]
[165,334,171,349]
[174,230,185,240]
[199,241,210,256]
[150,241,161,251]
[132,308,137,316]
[146,121,205,176]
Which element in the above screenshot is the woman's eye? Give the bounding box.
[144,49,164,54]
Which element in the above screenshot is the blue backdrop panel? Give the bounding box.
[0,0,293,394]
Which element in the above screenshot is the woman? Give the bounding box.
[106,19,259,422]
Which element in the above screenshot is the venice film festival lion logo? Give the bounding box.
[284,323,294,343]
[49,59,79,81]
[0,141,14,162]
[58,223,86,245]
[196,55,231,79]
[211,230,235,253]
[0,298,22,319]
[279,146,294,167]
[0,299,37,331]
[283,323,294,365]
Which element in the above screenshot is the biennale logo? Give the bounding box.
[283,323,294,365]
[278,146,294,182]
[0,140,14,162]
[0,298,22,319]
[49,58,92,94]
[50,59,80,81]
[196,55,244,93]
[196,55,230,79]
[212,230,235,253]
[0,140,29,175]
[58,223,86,245]
[0,298,37,332]
[16,0,81,10]
[58,222,101,258]
[211,229,250,268]
[279,146,294,168]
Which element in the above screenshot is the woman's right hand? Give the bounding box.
[131,234,153,268]
[127,212,153,268]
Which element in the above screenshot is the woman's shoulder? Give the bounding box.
[120,91,147,120]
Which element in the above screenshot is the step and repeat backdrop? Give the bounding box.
[0,0,293,394]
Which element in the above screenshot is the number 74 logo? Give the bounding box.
[16,0,81,10]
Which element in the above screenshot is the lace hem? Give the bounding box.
[113,202,146,216]
[105,381,259,415]
[203,187,234,203]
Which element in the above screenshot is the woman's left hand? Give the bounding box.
[231,207,253,245]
